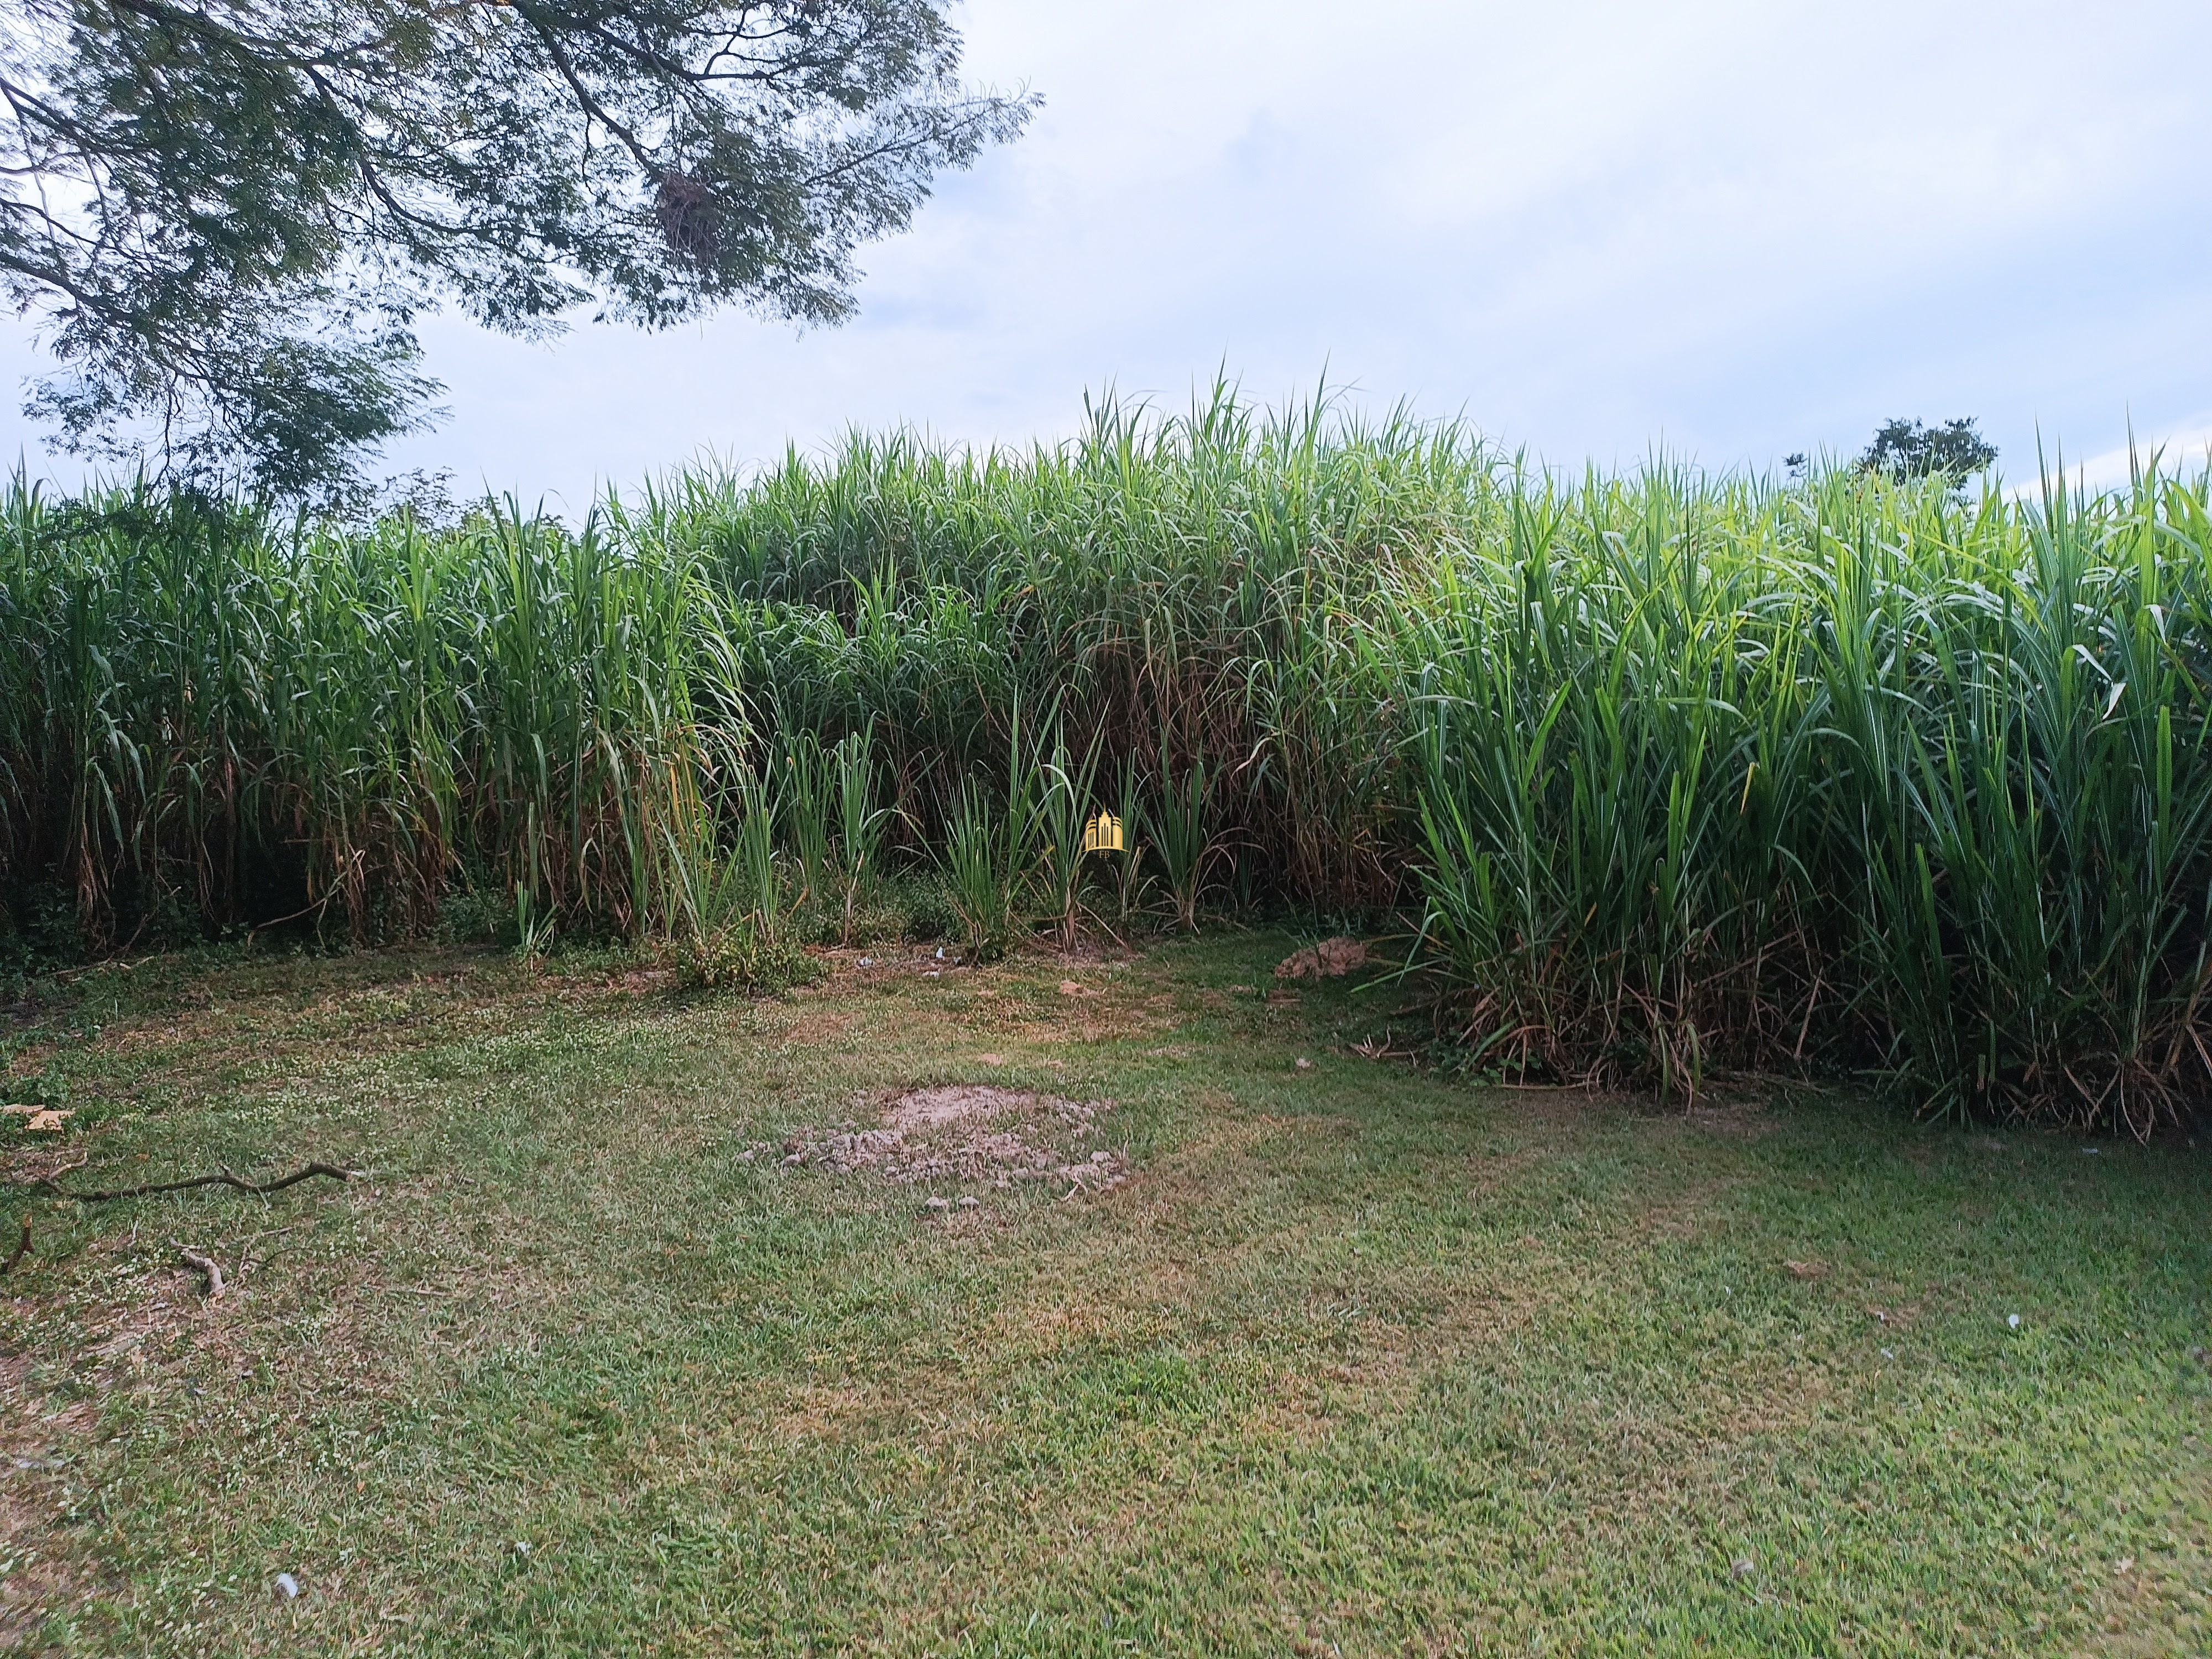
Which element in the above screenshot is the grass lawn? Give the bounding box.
[1,934,2208,1656]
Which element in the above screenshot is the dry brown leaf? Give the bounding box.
[3,1105,73,1132]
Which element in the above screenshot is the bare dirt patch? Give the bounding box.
[769,1086,1129,1194]
[885,1084,1030,1132]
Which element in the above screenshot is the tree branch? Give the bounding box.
[27,1160,363,1203]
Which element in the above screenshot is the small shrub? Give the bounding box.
[943,783,1017,962]
[1036,726,1104,949]
[830,726,896,945]
[669,924,822,993]
[1151,755,1218,934]
[0,882,83,973]
[893,873,956,942]
[435,882,512,947]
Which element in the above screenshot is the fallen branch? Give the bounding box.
[178,1248,225,1298]
[1,1218,27,1274]
[31,1162,362,1204]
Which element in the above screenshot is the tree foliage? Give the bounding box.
[0,2,1035,500]
[1855,416,1999,484]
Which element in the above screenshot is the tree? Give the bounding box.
[1855,417,1998,485]
[0,2,1035,502]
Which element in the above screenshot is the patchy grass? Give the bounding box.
[1,935,2208,1656]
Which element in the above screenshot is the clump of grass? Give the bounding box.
[657,766,820,992]
[1035,726,1104,950]
[1150,749,1221,935]
[828,726,896,945]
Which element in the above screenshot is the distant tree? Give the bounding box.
[1855,418,1999,485]
[0,3,1035,503]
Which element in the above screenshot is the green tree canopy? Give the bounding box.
[1855,417,1999,484]
[0,2,1034,502]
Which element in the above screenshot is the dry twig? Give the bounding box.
[28,1161,362,1204]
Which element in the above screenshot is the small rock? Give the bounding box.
[780,1151,807,1166]
[2007,1314,2022,1329]
[925,1196,951,1211]
[925,969,940,978]
[1295,1057,1313,1071]
[1730,1556,1755,1579]
[958,1196,979,1208]
[857,956,876,967]
[274,1573,300,1600]
[1091,1150,1111,1164]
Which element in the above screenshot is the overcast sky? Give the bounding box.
[3,0,2208,507]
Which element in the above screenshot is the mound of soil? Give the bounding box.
[766,1086,1128,1195]
[884,1084,1029,1132]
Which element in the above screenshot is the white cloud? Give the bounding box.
[2069,419,2212,489]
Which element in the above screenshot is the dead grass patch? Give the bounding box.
[0,1352,100,1642]
[768,1380,879,1446]
[0,1479,89,1650]
[777,1011,855,1045]
[1252,1371,1340,1447]
[1629,1175,1744,1241]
